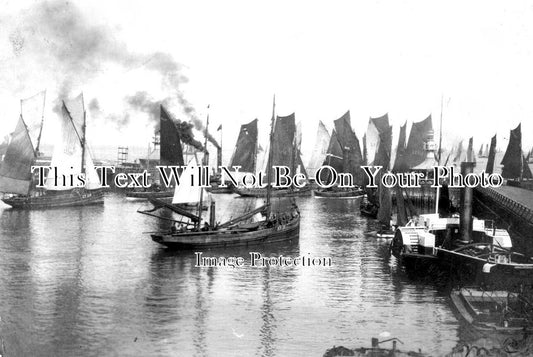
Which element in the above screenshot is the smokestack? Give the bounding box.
[216,147,222,170]
[460,138,476,241]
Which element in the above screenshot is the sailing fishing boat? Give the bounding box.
[215,118,259,193]
[314,111,364,198]
[126,105,186,199]
[360,114,392,215]
[167,156,209,209]
[501,123,533,186]
[140,98,300,249]
[234,112,311,197]
[478,143,489,158]
[485,134,497,174]
[1,93,104,209]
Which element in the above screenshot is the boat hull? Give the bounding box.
[450,288,532,334]
[234,187,312,198]
[437,247,533,288]
[2,189,105,209]
[314,189,364,198]
[125,190,173,199]
[151,217,300,249]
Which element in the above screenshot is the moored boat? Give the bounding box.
[450,287,533,334]
[235,185,312,198]
[151,207,300,249]
[314,187,363,198]
[314,111,365,198]
[323,337,428,357]
[233,112,311,198]
[141,97,301,249]
[1,92,105,209]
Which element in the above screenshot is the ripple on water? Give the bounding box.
[0,193,464,356]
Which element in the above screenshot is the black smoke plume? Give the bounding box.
[7,0,220,148]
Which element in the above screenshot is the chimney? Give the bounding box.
[217,146,222,170]
[460,138,476,241]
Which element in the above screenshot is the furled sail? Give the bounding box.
[404,115,433,169]
[501,124,523,179]
[334,111,363,184]
[172,157,209,204]
[46,94,101,190]
[523,156,533,179]
[307,121,330,178]
[466,137,476,163]
[0,116,35,194]
[395,187,409,227]
[229,119,258,173]
[369,125,392,208]
[392,121,407,172]
[485,135,497,174]
[160,105,184,167]
[377,182,392,228]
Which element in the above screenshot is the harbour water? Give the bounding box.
[0,193,465,356]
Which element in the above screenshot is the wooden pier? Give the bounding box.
[474,185,533,254]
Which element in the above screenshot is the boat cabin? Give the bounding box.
[393,213,512,257]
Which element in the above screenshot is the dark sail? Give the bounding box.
[0,136,8,157]
[395,187,408,226]
[334,111,363,184]
[466,137,475,163]
[229,119,258,172]
[501,124,522,179]
[523,156,533,179]
[160,105,184,167]
[392,121,407,172]
[485,135,497,174]
[377,179,392,228]
[404,115,433,169]
[270,113,306,176]
[370,122,392,209]
[0,116,35,194]
[320,130,344,182]
[374,124,392,170]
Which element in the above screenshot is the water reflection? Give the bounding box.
[0,193,467,355]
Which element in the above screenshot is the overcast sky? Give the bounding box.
[1,0,533,160]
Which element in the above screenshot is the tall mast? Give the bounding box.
[435,95,444,214]
[80,93,87,174]
[197,105,210,228]
[266,96,276,218]
[518,124,524,182]
[35,90,46,155]
[438,94,443,165]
